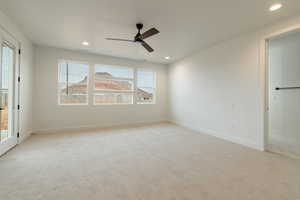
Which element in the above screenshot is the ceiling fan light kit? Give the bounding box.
[106,23,160,53]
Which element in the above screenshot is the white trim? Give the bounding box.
[0,136,17,155]
[93,92,134,106]
[170,120,264,151]
[18,130,32,144]
[137,102,156,105]
[260,25,300,152]
[94,76,134,81]
[133,67,137,105]
[94,90,134,93]
[0,28,19,156]
[58,59,89,66]
[33,120,169,134]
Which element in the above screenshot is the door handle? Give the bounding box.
[276,87,300,90]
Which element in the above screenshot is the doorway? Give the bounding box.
[267,30,300,158]
[0,28,19,156]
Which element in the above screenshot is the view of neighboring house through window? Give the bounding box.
[58,61,156,105]
[58,61,89,105]
[137,70,156,104]
[94,64,134,105]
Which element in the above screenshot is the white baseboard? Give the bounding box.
[30,119,264,151]
[170,120,264,151]
[33,119,169,134]
[18,130,32,144]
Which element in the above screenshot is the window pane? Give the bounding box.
[94,93,133,105]
[137,88,154,103]
[66,62,88,84]
[59,82,88,95]
[137,71,156,104]
[60,94,88,105]
[137,71,155,88]
[95,64,133,79]
[95,79,133,91]
[58,61,88,105]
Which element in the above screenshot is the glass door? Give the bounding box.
[0,29,18,156]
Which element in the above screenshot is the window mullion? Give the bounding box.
[66,62,69,96]
[94,90,134,93]
[95,77,133,81]
[133,68,137,105]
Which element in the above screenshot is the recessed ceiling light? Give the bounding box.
[165,56,170,60]
[269,3,282,11]
[82,41,89,46]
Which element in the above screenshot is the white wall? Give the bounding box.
[168,15,300,151]
[33,46,168,133]
[0,11,34,142]
[268,31,300,157]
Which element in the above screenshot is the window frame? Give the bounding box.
[93,92,134,106]
[93,64,135,105]
[57,60,157,106]
[136,69,156,105]
[57,60,89,106]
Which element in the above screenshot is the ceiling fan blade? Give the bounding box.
[141,41,154,52]
[140,28,159,40]
[106,38,134,42]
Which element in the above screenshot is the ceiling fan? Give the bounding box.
[106,23,159,53]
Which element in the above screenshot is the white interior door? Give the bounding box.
[0,28,19,156]
[268,31,300,158]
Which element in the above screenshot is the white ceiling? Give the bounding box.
[1,0,300,64]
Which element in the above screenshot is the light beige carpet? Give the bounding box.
[0,122,299,200]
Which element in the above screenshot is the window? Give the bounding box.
[58,61,89,105]
[94,64,134,105]
[137,70,156,104]
[58,61,157,106]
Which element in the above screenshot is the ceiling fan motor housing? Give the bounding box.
[136,23,143,30]
[135,23,143,42]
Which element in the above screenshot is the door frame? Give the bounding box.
[261,25,300,151]
[0,27,20,156]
